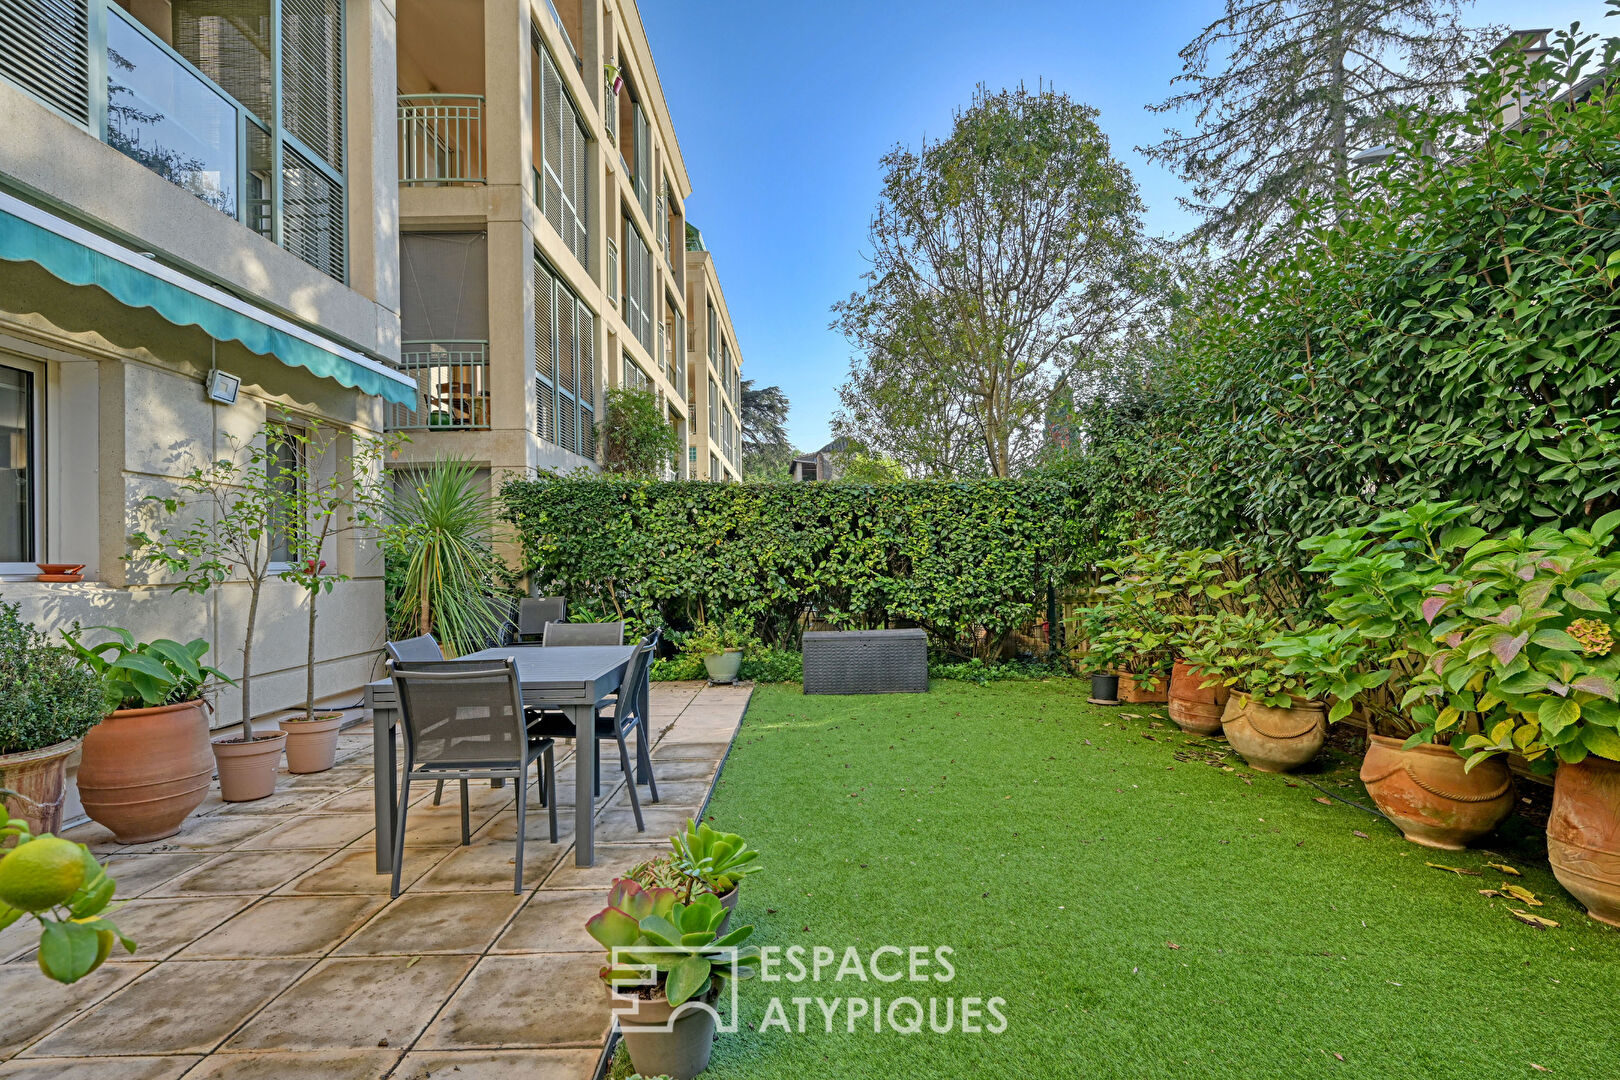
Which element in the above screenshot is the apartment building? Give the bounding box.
[0,0,411,741]
[685,228,744,481]
[391,0,741,486]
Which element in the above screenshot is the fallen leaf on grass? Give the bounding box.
[1486,861,1522,876]
[1120,713,1142,719]
[1509,910,1560,930]
[1314,797,1333,805]
[1426,862,1481,876]
[1479,889,1504,899]
[1503,884,1543,906]
[1531,1064,1549,1072]
[1353,830,1370,839]
[1166,942,1181,949]
[1141,733,1158,741]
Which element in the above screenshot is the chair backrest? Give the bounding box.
[611,638,658,726]
[543,620,624,647]
[481,593,520,649]
[387,658,528,769]
[386,634,443,663]
[516,597,567,642]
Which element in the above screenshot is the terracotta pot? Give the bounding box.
[1168,660,1228,735]
[1360,734,1513,851]
[212,732,288,802]
[612,985,718,1080]
[1118,672,1168,704]
[1221,693,1325,773]
[77,700,213,843]
[1548,756,1620,926]
[278,714,344,774]
[0,739,80,836]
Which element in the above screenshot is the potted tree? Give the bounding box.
[130,423,311,801]
[1421,514,1620,921]
[586,879,760,1080]
[1295,501,1514,848]
[64,627,233,842]
[277,427,395,774]
[0,603,106,835]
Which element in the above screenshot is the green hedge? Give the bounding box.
[500,478,1070,657]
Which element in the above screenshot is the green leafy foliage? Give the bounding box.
[0,815,134,984]
[670,819,762,895]
[500,477,1069,659]
[585,879,760,1007]
[0,604,106,753]
[602,388,682,478]
[62,625,230,714]
[680,612,759,658]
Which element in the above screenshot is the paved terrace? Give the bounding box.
[0,682,750,1080]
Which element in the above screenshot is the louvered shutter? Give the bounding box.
[534,260,555,443]
[280,0,343,170]
[0,0,90,126]
[281,145,345,280]
[173,0,273,125]
[577,301,596,458]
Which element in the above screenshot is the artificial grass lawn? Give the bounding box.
[687,681,1620,1079]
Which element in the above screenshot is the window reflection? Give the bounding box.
[106,12,237,217]
[0,367,34,565]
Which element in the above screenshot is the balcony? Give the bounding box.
[398,95,485,185]
[385,341,491,430]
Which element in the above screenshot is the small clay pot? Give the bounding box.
[612,984,719,1080]
[1360,734,1512,851]
[278,713,344,774]
[1118,672,1168,704]
[212,731,288,802]
[1222,693,1325,773]
[77,700,213,843]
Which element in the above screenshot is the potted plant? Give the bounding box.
[1219,638,1327,774]
[0,809,135,984]
[587,879,759,1080]
[1296,501,1514,847]
[669,819,761,921]
[1175,609,1279,736]
[1421,514,1620,919]
[1165,546,1260,734]
[275,429,394,774]
[1091,542,1178,703]
[0,604,106,835]
[130,424,315,801]
[682,615,756,686]
[1084,637,1126,705]
[64,627,233,843]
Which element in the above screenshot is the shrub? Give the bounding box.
[602,387,681,478]
[0,603,106,754]
[501,477,1070,658]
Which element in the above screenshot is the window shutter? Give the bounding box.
[534,259,554,443]
[281,145,345,280]
[280,0,344,171]
[0,0,90,126]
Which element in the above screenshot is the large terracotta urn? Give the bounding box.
[1360,734,1513,851]
[0,739,81,836]
[1168,660,1228,735]
[77,700,213,843]
[1547,756,1620,927]
[1221,693,1326,773]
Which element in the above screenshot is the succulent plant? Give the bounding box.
[669,820,761,895]
[585,879,759,1006]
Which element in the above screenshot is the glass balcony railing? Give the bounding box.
[398,95,485,185]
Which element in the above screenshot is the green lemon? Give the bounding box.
[0,837,88,913]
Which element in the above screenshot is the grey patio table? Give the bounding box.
[365,644,635,872]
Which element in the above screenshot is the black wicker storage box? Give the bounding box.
[802,628,928,694]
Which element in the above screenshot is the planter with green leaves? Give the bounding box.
[682,616,757,685]
[0,811,135,984]
[670,819,761,920]
[1295,501,1514,846]
[587,879,760,1080]
[0,604,106,835]
[1217,641,1325,774]
[1422,516,1620,911]
[1172,609,1278,735]
[65,626,233,843]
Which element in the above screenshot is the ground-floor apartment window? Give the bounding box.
[0,361,36,570]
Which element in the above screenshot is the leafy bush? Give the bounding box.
[62,626,229,715]
[602,387,682,478]
[501,477,1070,658]
[928,656,1073,684]
[0,604,105,754]
[651,647,803,684]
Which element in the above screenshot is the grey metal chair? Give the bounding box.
[542,620,623,647]
[386,658,557,896]
[514,597,567,643]
[526,633,659,830]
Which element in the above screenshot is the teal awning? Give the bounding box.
[0,196,415,407]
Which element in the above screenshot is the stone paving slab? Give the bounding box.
[1,681,748,1079]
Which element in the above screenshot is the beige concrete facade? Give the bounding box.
[685,245,745,481]
[392,0,744,487]
[0,1,408,816]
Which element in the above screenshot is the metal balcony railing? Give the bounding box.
[398,95,485,185]
[386,341,491,431]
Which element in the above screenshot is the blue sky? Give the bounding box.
[640,0,1606,452]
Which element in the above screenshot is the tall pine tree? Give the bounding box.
[1142,0,1499,253]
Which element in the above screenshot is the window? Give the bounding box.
[606,238,619,308]
[267,426,304,566]
[534,253,597,459]
[621,217,653,352]
[707,301,717,367]
[631,102,652,220]
[710,452,719,483]
[707,375,718,442]
[622,354,648,391]
[0,364,37,571]
[533,31,590,269]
